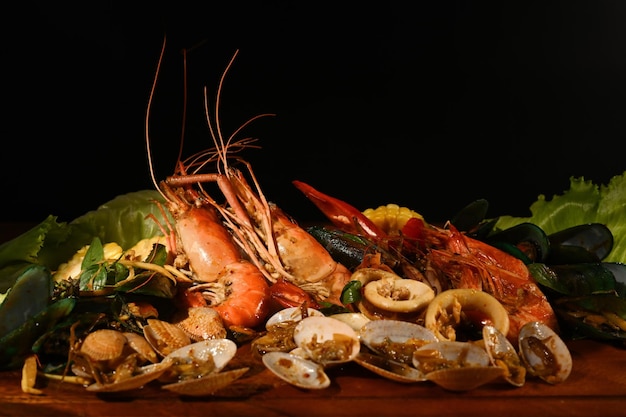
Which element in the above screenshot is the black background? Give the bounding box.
[3,2,625,225]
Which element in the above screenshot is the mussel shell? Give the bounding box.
[485,222,550,264]
[518,321,572,384]
[262,351,331,389]
[528,262,626,297]
[554,293,626,341]
[548,223,613,263]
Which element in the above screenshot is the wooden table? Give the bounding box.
[2,223,626,417]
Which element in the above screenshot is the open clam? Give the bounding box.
[482,325,526,387]
[160,339,248,396]
[292,316,360,366]
[262,351,331,389]
[359,319,438,364]
[518,321,572,384]
[86,361,174,393]
[412,341,504,391]
[353,351,426,383]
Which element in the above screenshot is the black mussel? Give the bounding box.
[547,223,613,263]
[450,199,489,233]
[0,297,76,370]
[528,262,626,298]
[485,222,550,264]
[0,264,54,337]
[553,294,626,342]
[306,226,399,270]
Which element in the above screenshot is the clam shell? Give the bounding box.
[163,339,237,374]
[360,319,438,351]
[329,312,371,332]
[292,316,360,365]
[86,361,174,393]
[425,365,505,392]
[162,367,249,396]
[265,307,325,329]
[412,340,491,371]
[413,341,503,391]
[80,329,127,362]
[482,325,526,387]
[143,318,191,357]
[353,351,427,383]
[262,351,331,389]
[518,321,572,384]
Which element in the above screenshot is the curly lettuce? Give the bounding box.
[494,171,626,263]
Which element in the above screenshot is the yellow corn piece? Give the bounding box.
[362,204,424,234]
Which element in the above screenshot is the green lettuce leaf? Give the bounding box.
[0,190,171,289]
[494,171,626,263]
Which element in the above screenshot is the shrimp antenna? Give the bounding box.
[146,35,168,200]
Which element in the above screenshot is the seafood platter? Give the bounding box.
[1,49,626,416]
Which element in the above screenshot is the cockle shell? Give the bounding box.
[123,332,159,364]
[518,321,572,384]
[80,329,127,362]
[171,306,227,341]
[292,316,360,366]
[262,351,331,389]
[143,318,191,357]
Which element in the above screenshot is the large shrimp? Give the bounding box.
[293,180,558,342]
[158,50,352,307]
[145,39,271,329]
[408,219,559,342]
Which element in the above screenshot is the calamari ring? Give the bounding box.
[424,288,510,342]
